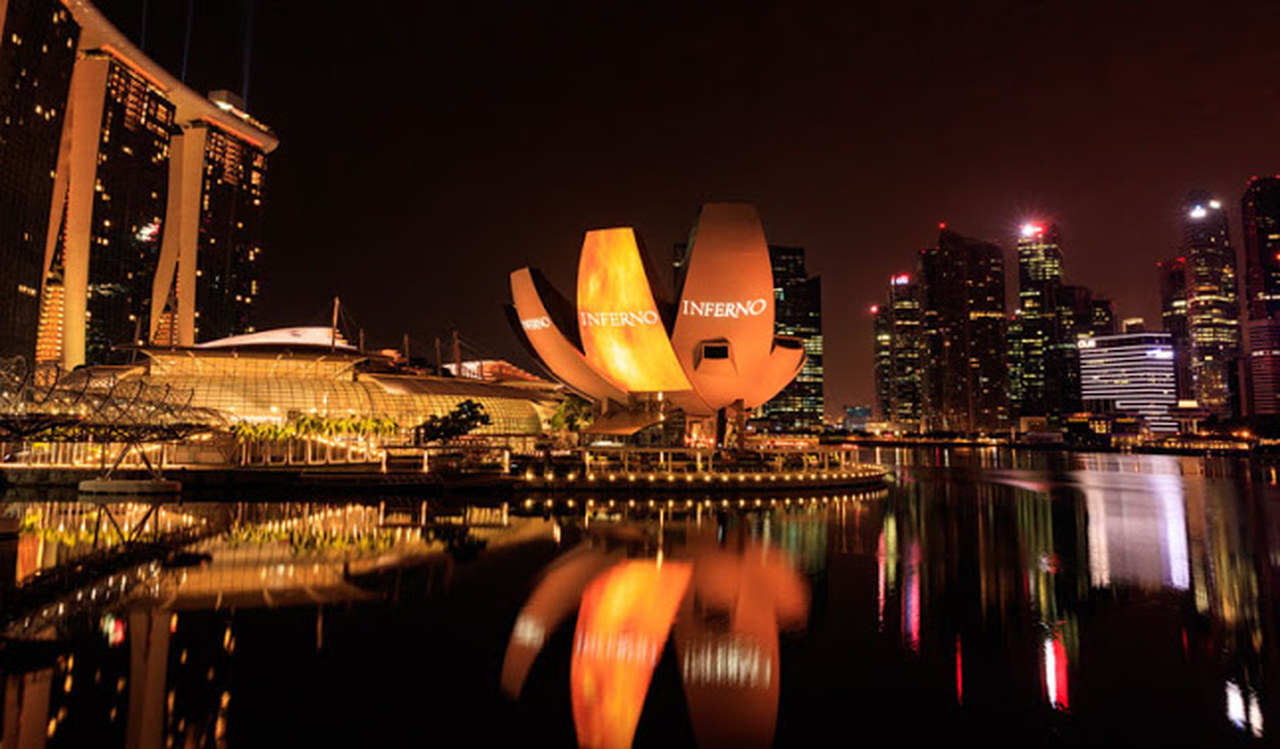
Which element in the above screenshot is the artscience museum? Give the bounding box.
[508,203,806,447]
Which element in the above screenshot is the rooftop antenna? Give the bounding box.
[330,296,340,353]
[402,333,410,363]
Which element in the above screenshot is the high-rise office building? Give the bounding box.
[757,245,823,431]
[1078,332,1178,432]
[1090,298,1116,336]
[919,228,1008,433]
[873,302,892,421]
[871,273,922,430]
[1242,176,1280,320]
[1009,222,1062,417]
[0,0,78,361]
[1157,255,1193,400]
[1242,176,1280,416]
[1180,191,1240,417]
[1049,283,1097,415]
[35,1,278,368]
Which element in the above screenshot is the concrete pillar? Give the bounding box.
[150,126,206,346]
[46,57,110,369]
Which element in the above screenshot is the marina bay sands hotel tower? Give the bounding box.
[0,0,278,368]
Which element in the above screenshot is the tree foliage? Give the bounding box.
[414,399,491,445]
[549,394,594,433]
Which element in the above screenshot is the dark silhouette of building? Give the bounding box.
[1242,176,1280,416]
[919,227,1008,433]
[0,0,78,361]
[757,245,824,432]
[1157,255,1193,401]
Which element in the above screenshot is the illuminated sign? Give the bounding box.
[578,310,661,327]
[891,273,911,285]
[680,298,768,318]
[576,228,691,393]
[507,203,806,414]
[1077,338,1096,349]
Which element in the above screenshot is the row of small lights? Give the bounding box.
[523,469,883,483]
[519,492,887,511]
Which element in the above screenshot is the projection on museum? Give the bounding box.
[507,203,805,444]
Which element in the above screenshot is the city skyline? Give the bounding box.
[31,0,1280,416]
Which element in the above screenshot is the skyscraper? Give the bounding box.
[871,273,922,430]
[757,245,824,431]
[35,1,278,368]
[1242,176,1280,320]
[1241,176,1280,415]
[919,227,1008,433]
[1009,222,1062,417]
[41,53,174,366]
[0,0,78,362]
[1157,255,1193,400]
[1180,191,1241,417]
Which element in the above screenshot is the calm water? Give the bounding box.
[0,448,1275,747]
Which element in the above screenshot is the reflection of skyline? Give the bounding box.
[0,461,1274,745]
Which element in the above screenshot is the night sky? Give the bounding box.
[97,0,1280,416]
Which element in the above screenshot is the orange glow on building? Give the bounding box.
[571,560,692,749]
[510,268,629,403]
[576,229,691,393]
[35,281,65,363]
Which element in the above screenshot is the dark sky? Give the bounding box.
[98,0,1280,416]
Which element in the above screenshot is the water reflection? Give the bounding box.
[0,451,1274,746]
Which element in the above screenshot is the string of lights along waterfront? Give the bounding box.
[871,179,1280,443]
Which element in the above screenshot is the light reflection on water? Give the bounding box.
[0,449,1273,746]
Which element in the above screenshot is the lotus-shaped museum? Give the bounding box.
[508,204,805,444]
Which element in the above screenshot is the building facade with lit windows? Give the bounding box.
[40,52,174,365]
[0,0,78,362]
[1010,222,1062,417]
[871,273,922,430]
[919,227,1008,433]
[1179,190,1241,418]
[33,0,278,369]
[1078,332,1178,433]
[756,245,823,432]
[1242,176,1280,416]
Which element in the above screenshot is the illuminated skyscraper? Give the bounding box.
[1010,222,1062,417]
[1079,332,1178,432]
[871,273,922,430]
[1180,191,1240,417]
[757,245,823,432]
[42,54,174,365]
[35,1,278,368]
[0,0,78,361]
[1241,176,1280,415]
[919,228,1008,433]
[873,302,891,421]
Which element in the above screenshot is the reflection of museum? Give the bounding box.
[510,204,807,447]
